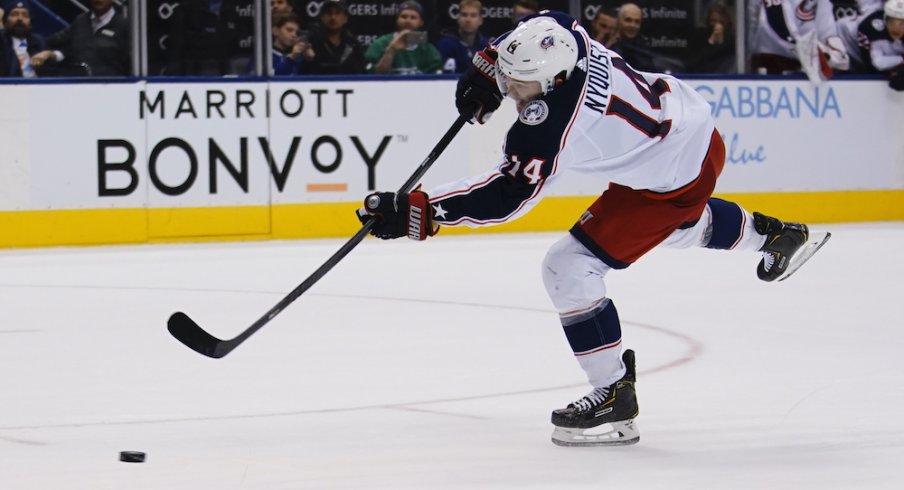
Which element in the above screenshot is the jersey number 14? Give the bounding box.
[607,58,672,139]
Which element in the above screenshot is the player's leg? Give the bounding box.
[660,198,829,282]
[658,198,764,251]
[542,177,714,447]
[541,234,639,446]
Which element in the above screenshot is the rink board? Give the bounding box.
[0,78,902,248]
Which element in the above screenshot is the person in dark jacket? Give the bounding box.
[0,1,48,77]
[607,3,656,72]
[303,0,366,75]
[684,1,735,73]
[436,0,489,74]
[30,0,129,76]
[0,32,12,77]
[165,0,241,76]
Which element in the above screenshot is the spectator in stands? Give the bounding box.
[271,13,307,75]
[30,0,129,76]
[272,0,294,15]
[589,7,618,46]
[512,0,539,26]
[365,0,442,75]
[684,0,736,73]
[165,0,241,76]
[0,1,46,78]
[437,0,489,73]
[0,7,11,77]
[304,0,366,75]
[608,3,657,72]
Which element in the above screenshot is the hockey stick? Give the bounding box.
[168,114,470,358]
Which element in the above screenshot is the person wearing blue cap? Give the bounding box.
[0,0,47,77]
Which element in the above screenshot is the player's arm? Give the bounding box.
[782,0,803,40]
[815,0,850,69]
[815,0,842,40]
[355,153,553,240]
[870,40,904,70]
[427,150,557,228]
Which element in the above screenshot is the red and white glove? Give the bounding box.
[455,47,503,124]
[820,36,850,71]
[356,190,439,240]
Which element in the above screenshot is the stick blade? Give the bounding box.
[167,312,231,359]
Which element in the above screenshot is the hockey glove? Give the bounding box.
[795,31,831,84]
[455,47,503,124]
[356,190,439,240]
[889,67,904,92]
[820,36,850,71]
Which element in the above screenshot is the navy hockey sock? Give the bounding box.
[561,299,622,356]
[705,198,745,250]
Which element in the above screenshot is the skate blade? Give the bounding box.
[777,231,831,282]
[551,420,639,447]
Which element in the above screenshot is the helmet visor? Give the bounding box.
[496,71,543,101]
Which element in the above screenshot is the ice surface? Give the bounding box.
[0,223,902,489]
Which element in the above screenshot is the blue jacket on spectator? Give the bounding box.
[272,50,304,76]
[0,35,13,76]
[435,28,489,74]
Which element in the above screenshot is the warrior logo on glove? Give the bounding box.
[357,190,439,240]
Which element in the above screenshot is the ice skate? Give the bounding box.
[753,212,831,282]
[551,349,639,447]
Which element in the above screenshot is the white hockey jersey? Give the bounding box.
[838,7,904,71]
[752,0,841,57]
[428,12,715,228]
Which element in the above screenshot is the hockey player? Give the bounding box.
[751,0,850,82]
[837,0,904,88]
[357,11,830,447]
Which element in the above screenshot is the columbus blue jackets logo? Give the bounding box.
[540,35,555,50]
[795,0,816,22]
[519,100,549,126]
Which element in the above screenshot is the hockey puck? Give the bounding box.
[119,451,146,463]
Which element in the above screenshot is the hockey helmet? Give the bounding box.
[886,0,904,19]
[495,16,579,96]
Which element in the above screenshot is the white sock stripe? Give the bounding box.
[559,297,610,326]
[574,338,622,357]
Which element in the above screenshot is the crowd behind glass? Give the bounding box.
[0,0,901,90]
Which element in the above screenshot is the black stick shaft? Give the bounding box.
[171,114,470,357]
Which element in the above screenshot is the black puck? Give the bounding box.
[119,451,146,463]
